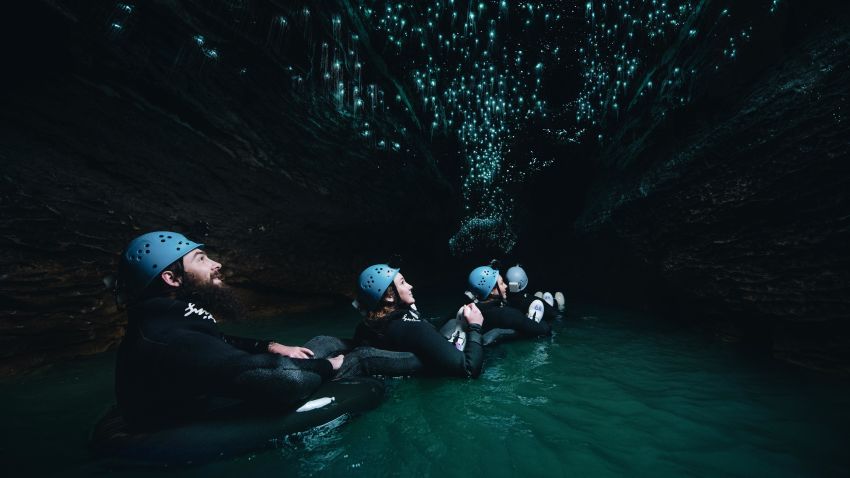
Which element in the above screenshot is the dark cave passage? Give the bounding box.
[1,0,849,378]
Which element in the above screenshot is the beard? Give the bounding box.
[176,272,246,322]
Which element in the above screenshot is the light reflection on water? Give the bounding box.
[3,300,849,477]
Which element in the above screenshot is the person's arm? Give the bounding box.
[149,330,333,408]
[423,313,452,329]
[222,334,316,358]
[399,321,484,378]
[221,334,272,354]
[462,323,484,377]
[485,306,551,337]
[302,335,352,358]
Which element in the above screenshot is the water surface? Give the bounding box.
[3,297,848,477]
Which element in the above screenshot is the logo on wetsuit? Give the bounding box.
[402,308,421,322]
[184,302,216,323]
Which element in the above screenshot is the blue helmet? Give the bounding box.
[506,265,528,292]
[468,265,499,300]
[357,264,399,311]
[120,231,203,298]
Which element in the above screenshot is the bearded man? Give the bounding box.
[114,231,344,431]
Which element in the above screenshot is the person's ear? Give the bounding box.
[385,294,395,303]
[161,270,182,288]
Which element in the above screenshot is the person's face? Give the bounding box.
[392,273,415,306]
[181,249,223,287]
[493,274,507,300]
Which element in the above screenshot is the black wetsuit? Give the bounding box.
[352,307,484,378]
[506,291,562,321]
[115,297,334,431]
[478,298,552,337]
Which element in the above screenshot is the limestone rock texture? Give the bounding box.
[2,0,849,378]
[0,1,456,375]
[552,7,850,375]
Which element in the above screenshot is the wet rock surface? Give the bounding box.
[0,1,456,375]
[1,1,849,377]
[528,5,850,375]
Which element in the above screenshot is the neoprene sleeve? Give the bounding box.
[396,320,484,378]
[464,323,485,378]
[116,298,333,430]
[222,334,272,354]
[351,310,484,378]
[478,301,552,337]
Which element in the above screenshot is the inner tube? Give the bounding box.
[90,377,385,468]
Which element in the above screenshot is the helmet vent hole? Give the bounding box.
[176,247,181,251]
[145,250,150,254]
[152,264,158,268]
[161,239,165,242]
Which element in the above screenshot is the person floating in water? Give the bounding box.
[504,264,565,321]
[463,263,552,341]
[113,231,344,431]
[351,264,485,378]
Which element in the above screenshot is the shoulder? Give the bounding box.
[354,320,375,339]
[392,308,425,325]
[129,297,217,328]
[476,299,501,311]
[390,313,436,338]
[128,297,187,320]
[377,307,421,323]
[364,309,430,342]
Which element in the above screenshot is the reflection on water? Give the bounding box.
[3,299,849,477]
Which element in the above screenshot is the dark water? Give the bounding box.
[3,296,849,477]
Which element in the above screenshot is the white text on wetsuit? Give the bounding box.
[184,303,216,323]
[402,312,420,322]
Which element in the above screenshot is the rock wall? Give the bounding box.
[0,1,457,376]
[561,5,850,374]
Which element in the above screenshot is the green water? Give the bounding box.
[3,297,849,477]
